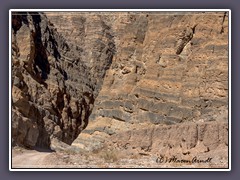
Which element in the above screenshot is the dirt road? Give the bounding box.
[12,150,52,168]
[11,147,228,169]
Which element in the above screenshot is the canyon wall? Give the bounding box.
[11,12,115,147]
[89,12,228,124]
[11,12,228,156]
[71,12,229,155]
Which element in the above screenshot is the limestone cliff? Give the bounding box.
[11,11,228,158]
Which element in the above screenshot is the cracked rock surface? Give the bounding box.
[12,12,115,148]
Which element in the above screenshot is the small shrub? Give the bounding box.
[100,150,119,163]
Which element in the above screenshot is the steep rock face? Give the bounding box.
[72,12,229,155]
[89,12,228,124]
[11,12,115,148]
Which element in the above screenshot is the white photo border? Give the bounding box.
[9,9,231,171]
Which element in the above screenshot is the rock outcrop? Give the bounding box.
[88,12,228,125]
[11,12,115,148]
[11,11,228,162]
[72,12,229,157]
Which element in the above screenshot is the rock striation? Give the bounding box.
[72,12,229,156]
[11,11,228,160]
[88,12,228,125]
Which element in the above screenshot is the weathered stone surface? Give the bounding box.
[72,12,229,159]
[106,121,228,156]
[88,12,228,128]
[11,12,115,148]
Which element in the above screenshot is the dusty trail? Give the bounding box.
[11,146,228,169]
[12,150,52,168]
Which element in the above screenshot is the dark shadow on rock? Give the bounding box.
[30,12,50,81]
[33,147,55,152]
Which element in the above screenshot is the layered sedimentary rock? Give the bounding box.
[88,12,228,124]
[11,11,228,157]
[72,12,229,155]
